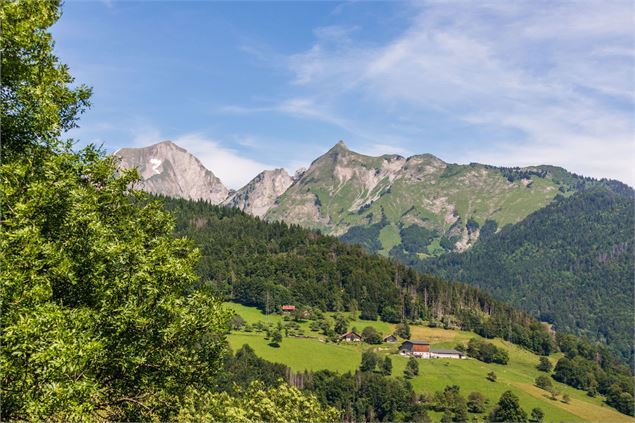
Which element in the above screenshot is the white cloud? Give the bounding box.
[281,0,635,185]
[357,143,412,157]
[131,124,162,147]
[172,134,276,190]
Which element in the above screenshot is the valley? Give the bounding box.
[225,302,633,423]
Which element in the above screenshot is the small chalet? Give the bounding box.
[383,334,398,343]
[399,340,430,358]
[339,331,362,342]
[280,305,296,315]
[430,349,465,359]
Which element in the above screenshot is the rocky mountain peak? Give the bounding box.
[115,141,229,204]
[320,140,352,160]
[333,140,349,150]
[224,168,293,218]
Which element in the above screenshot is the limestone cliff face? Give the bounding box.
[224,168,293,217]
[115,141,229,204]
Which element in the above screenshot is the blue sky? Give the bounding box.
[53,1,634,188]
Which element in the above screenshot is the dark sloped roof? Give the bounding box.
[430,349,463,354]
[403,340,429,345]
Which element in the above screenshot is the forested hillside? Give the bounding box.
[411,188,635,365]
[162,196,633,417]
[162,196,555,355]
[163,199,554,353]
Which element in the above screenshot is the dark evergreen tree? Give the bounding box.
[404,357,419,378]
[488,391,528,422]
[537,356,553,372]
[381,356,393,376]
[360,350,379,372]
[530,407,544,422]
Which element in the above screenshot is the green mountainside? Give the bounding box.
[160,196,633,417]
[266,141,582,257]
[411,188,635,365]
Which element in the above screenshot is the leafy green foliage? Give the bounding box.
[215,345,287,394]
[535,375,552,391]
[537,356,553,372]
[404,357,419,378]
[400,224,437,253]
[381,356,393,376]
[334,314,349,334]
[306,369,421,422]
[551,332,634,416]
[395,321,411,339]
[176,381,340,422]
[362,326,383,344]
[270,329,283,347]
[0,146,232,421]
[478,219,498,240]
[0,4,230,419]
[360,350,379,372]
[341,222,384,253]
[0,0,91,159]
[467,391,487,413]
[530,407,544,422]
[432,385,468,421]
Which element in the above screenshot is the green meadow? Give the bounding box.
[226,302,633,423]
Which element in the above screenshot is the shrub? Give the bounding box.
[361,326,382,344]
[535,375,552,390]
[467,391,487,413]
[537,356,553,372]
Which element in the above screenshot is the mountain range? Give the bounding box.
[117,140,611,256]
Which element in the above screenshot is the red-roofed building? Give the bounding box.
[399,340,431,358]
[281,305,296,314]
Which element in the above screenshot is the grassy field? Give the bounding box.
[226,302,633,423]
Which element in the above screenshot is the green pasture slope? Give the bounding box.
[225,302,633,422]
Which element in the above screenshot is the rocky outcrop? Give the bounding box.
[224,168,293,217]
[115,141,229,204]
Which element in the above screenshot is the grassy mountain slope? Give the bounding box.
[226,302,633,423]
[414,188,635,364]
[265,141,579,257]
